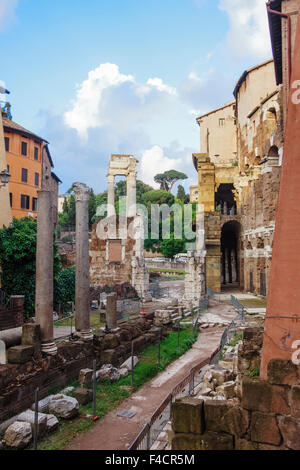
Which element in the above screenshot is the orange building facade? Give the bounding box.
[2,115,60,221]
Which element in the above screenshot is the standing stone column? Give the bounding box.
[35,190,57,355]
[106,293,118,331]
[107,174,115,217]
[73,183,93,341]
[126,172,137,218]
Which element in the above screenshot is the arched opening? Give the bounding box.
[266,107,278,132]
[215,184,237,215]
[221,221,241,289]
[268,145,279,159]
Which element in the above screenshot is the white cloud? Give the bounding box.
[179,69,234,115]
[139,143,196,190]
[64,63,177,139]
[0,0,18,32]
[140,146,181,187]
[219,0,271,59]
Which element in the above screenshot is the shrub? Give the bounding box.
[0,218,60,318]
[54,266,76,314]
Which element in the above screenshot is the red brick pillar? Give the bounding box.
[261,10,300,378]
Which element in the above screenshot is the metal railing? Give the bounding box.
[207,287,223,302]
[128,316,241,450]
[231,295,245,323]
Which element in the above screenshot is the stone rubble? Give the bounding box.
[48,394,79,419]
[4,421,32,449]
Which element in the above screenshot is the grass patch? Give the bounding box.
[35,326,198,451]
[228,332,243,348]
[240,299,267,309]
[54,312,105,329]
[149,267,186,275]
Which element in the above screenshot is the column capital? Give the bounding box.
[73,182,90,202]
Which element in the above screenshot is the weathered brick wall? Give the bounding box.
[0,318,161,422]
[171,328,300,451]
[89,218,136,287]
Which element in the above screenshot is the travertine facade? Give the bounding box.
[194,60,284,295]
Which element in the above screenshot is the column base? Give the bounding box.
[41,341,58,356]
[75,329,94,341]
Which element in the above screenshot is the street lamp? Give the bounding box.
[0,169,10,188]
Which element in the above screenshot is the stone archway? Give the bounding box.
[221,220,241,289]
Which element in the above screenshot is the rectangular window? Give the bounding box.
[9,193,12,208]
[35,172,39,186]
[34,147,39,160]
[32,197,38,212]
[21,168,28,183]
[21,141,28,156]
[21,195,30,210]
[108,240,123,263]
[4,137,9,152]
[219,118,225,127]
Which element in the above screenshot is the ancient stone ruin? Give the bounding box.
[90,154,151,302]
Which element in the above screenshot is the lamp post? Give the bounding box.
[0,169,10,188]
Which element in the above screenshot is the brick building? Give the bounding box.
[2,113,61,226]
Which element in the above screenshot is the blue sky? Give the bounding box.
[0,0,272,193]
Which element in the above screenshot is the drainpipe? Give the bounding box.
[266,2,292,84]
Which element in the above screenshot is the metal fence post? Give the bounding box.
[146,424,151,450]
[93,359,97,419]
[33,388,39,451]
[189,376,194,396]
[131,341,134,389]
[158,332,161,368]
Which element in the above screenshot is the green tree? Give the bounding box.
[154,170,188,193]
[0,218,61,318]
[54,266,76,314]
[177,185,186,202]
[142,190,175,206]
[88,189,97,228]
[160,236,185,258]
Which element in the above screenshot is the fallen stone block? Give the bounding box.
[7,345,34,364]
[216,381,236,400]
[119,368,129,378]
[73,388,93,405]
[121,356,139,371]
[17,409,47,437]
[210,367,235,386]
[79,368,93,387]
[30,396,53,413]
[4,422,32,449]
[48,394,79,419]
[97,364,121,383]
[45,414,59,433]
[61,387,75,395]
